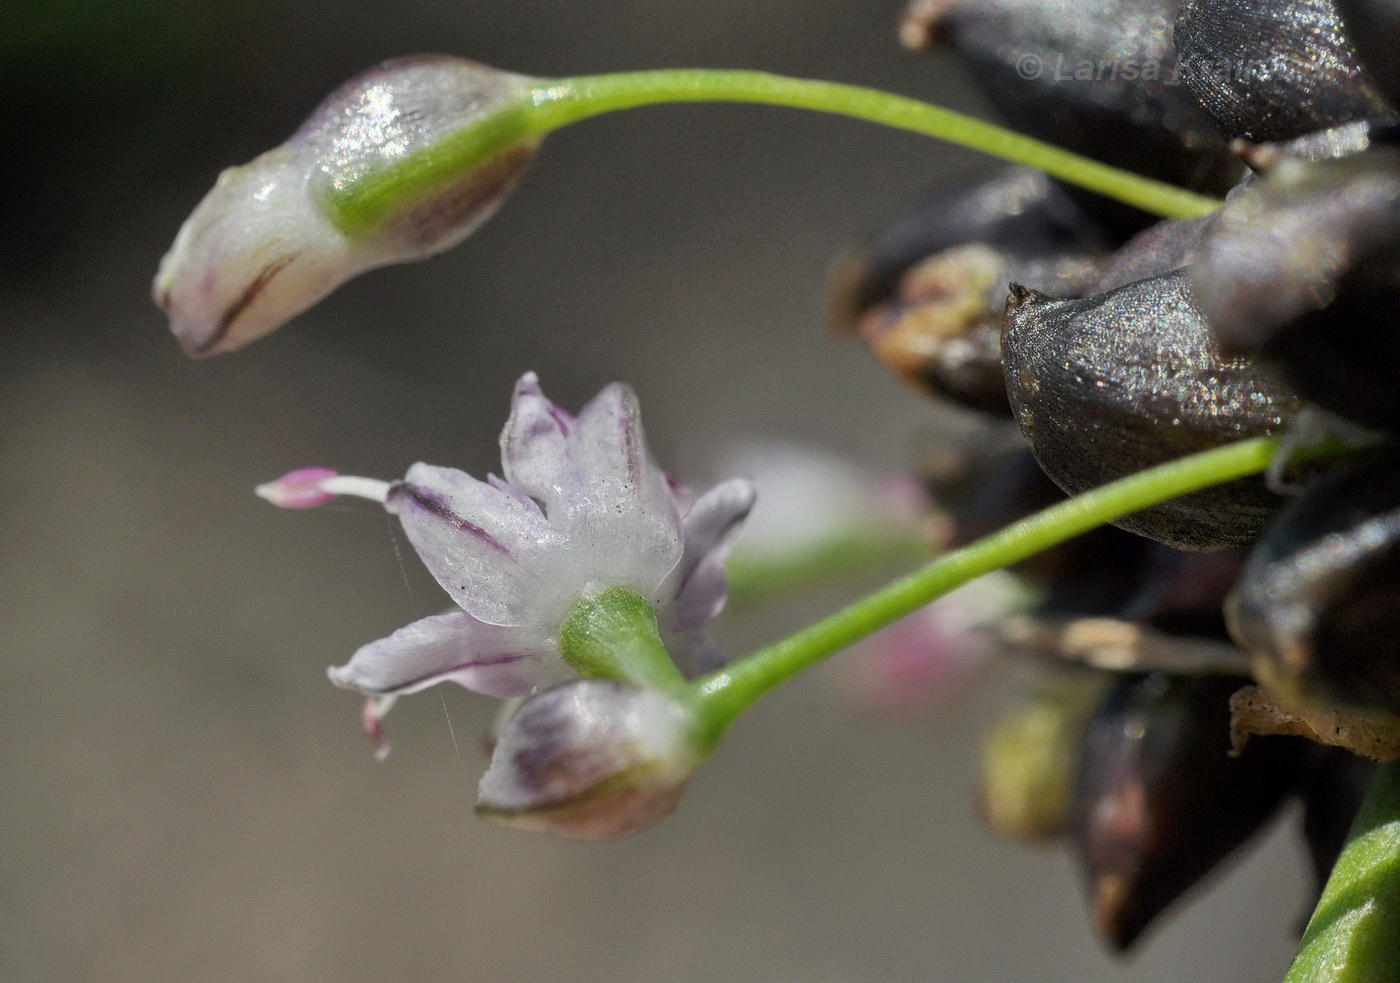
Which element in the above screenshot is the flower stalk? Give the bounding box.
[688,435,1284,749]
[328,68,1221,235]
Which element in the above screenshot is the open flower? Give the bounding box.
[258,373,756,751]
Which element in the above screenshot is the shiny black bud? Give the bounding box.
[1002,270,1300,551]
[833,168,1111,416]
[1191,151,1400,433]
[1229,451,1400,715]
[1175,0,1392,143]
[901,0,1241,207]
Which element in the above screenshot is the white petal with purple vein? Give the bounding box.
[557,383,683,593]
[387,463,568,625]
[498,372,584,518]
[328,609,567,700]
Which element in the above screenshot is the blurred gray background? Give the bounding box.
[4,1,1306,980]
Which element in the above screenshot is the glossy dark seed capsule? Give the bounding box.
[849,245,1105,416]
[900,0,1241,207]
[1001,269,1300,551]
[832,168,1111,415]
[1191,151,1400,433]
[1175,0,1392,143]
[834,168,1112,320]
[1073,673,1304,950]
[1337,0,1400,105]
[1228,451,1400,715]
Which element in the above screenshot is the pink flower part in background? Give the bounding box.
[844,571,1030,716]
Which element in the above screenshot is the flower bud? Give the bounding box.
[475,680,702,841]
[1002,270,1299,551]
[1191,151,1400,433]
[830,168,1111,417]
[900,0,1241,200]
[154,55,537,356]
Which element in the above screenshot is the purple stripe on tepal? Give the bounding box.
[391,482,514,555]
[392,653,529,691]
[547,403,573,435]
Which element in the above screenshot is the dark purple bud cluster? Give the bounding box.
[839,0,1400,952]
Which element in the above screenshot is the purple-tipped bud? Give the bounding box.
[476,680,702,841]
[154,56,537,356]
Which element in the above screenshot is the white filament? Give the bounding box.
[321,475,392,502]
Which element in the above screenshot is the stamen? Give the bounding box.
[255,467,341,508]
[320,475,392,503]
[256,468,391,508]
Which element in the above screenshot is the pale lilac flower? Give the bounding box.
[258,373,756,748]
[154,56,537,356]
[476,679,702,841]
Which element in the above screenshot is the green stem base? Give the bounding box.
[1286,761,1400,982]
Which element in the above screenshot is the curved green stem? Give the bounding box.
[530,72,1219,219]
[329,69,1221,232]
[689,436,1280,748]
[1285,761,1400,982]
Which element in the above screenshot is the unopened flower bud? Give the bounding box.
[1229,451,1400,718]
[154,55,538,356]
[476,680,702,841]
